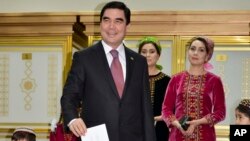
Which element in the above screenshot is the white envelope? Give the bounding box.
[81,124,109,141]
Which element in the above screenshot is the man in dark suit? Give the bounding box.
[61,1,156,141]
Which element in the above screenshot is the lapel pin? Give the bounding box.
[130,57,134,60]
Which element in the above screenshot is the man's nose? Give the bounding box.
[109,21,115,28]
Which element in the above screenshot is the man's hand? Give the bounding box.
[69,118,87,137]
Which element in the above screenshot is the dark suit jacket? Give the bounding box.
[61,41,156,141]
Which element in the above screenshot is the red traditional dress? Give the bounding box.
[162,71,226,141]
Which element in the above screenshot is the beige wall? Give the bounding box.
[1,0,250,13]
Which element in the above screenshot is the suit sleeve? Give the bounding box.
[142,58,156,141]
[60,52,84,129]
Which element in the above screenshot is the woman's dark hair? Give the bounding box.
[100,1,131,25]
[186,36,209,53]
[236,104,250,118]
[138,36,161,55]
[138,42,161,55]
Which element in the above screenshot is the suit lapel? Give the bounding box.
[122,47,135,99]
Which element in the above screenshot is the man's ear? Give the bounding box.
[126,23,130,29]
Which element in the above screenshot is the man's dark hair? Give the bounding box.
[100,1,131,25]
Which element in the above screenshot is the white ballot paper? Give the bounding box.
[81,124,109,141]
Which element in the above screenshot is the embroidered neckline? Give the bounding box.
[149,72,166,81]
[149,72,167,107]
[186,70,207,77]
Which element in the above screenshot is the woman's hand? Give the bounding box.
[185,120,200,136]
[172,120,187,135]
[154,115,163,121]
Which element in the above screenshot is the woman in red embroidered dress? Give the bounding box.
[162,36,226,141]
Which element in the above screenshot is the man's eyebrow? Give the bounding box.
[102,16,124,22]
[115,18,124,21]
[102,16,110,20]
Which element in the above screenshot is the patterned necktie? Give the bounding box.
[110,50,124,98]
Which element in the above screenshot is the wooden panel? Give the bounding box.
[0,13,79,36]
[79,11,250,36]
[0,13,79,23]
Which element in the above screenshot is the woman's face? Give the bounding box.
[187,40,209,66]
[140,43,160,67]
[235,109,250,125]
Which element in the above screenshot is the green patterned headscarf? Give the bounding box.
[138,36,163,70]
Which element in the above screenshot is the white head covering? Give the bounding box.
[13,127,36,136]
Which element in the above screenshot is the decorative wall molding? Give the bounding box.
[1,11,249,36]
[0,12,88,47]
[0,13,83,36]
[79,11,250,36]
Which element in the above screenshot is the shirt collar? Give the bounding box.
[102,40,125,59]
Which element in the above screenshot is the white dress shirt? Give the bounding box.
[102,40,126,81]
